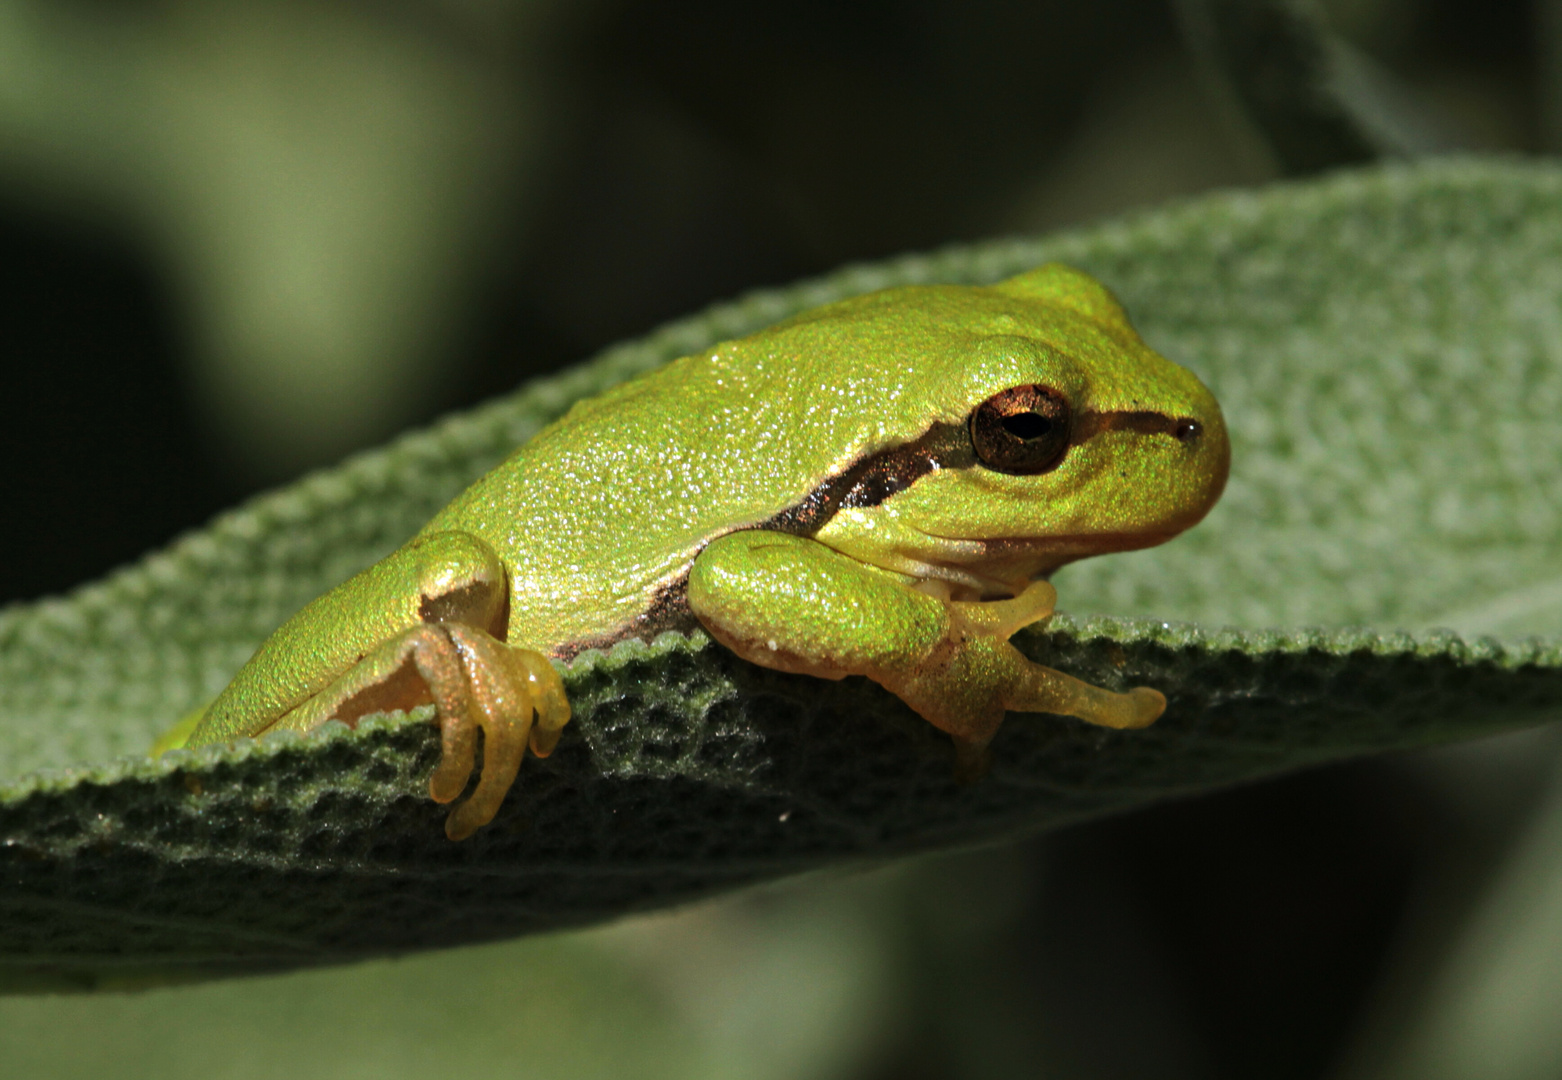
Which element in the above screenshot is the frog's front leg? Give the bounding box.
[687,531,1164,768]
[187,530,569,840]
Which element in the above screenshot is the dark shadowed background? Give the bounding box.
[1,1,1559,1077]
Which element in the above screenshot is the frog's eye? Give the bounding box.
[969,385,1071,475]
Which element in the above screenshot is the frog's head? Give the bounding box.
[805,263,1230,597]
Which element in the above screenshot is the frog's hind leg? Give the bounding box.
[266,623,569,841]
[438,625,570,840]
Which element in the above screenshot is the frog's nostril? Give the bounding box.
[1174,418,1201,444]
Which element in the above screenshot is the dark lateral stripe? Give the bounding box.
[763,408,1196,538]
[1071,409,1188,442]
[765,408,1199,534]
[554,575,697,660]
[761,421,974,536]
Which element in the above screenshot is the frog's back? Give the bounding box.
[426,322,882,655]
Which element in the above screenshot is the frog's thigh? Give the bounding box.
[209,529,568,840]
[688,531,1164,754]
[193,529,510,745]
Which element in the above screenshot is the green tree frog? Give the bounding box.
[168,263,1229,840]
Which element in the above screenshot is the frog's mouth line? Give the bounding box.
[912,529,1177,553]
[826,528,1178,600]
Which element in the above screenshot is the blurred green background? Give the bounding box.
[1,1,1560,1077]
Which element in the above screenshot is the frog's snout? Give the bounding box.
[1182,400,1232,513]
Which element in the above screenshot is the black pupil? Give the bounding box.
[1002,412,1051,440]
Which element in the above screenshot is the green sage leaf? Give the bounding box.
[0,157,1558,991]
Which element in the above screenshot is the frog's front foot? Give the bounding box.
[882,580,1165,756]
[935,578,1159,780]
[268,623,570,840]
